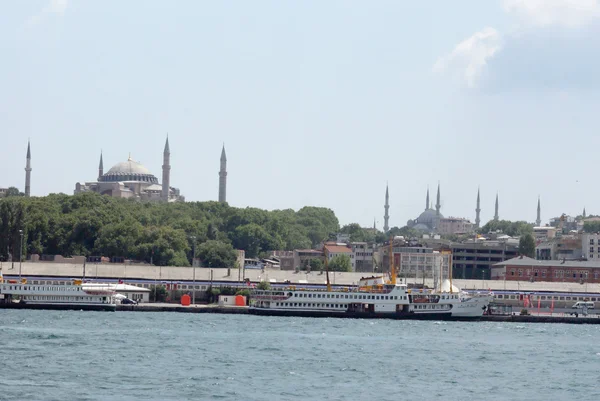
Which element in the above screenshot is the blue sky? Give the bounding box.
[1,0,599,228]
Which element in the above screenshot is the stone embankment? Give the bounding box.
[116,303,600,324]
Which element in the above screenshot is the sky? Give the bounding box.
[1,0,599,229]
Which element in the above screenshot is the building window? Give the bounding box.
[518,269,523,277]
[591,239,595,245]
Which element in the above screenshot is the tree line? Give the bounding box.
[0,192,340,267]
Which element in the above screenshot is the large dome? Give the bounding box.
[417,208,442,224]
[100,158,159,184]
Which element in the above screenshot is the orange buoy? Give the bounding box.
[181,294,191,306]
[235,295,246,306]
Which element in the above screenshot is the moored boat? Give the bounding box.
[0,274,117,311]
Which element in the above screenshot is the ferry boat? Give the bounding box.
[249,242,491,320]
[249,276,491,320]
[0,274,117,311]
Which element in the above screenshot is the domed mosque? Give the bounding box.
[74,137,184,202]
[406,184,444,232]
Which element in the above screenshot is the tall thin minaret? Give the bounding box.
[494,193,499,221]
[475,187,481,228]
[583,207,587,219]
[536,196,541,227]
[24,140,32,197]
[435,182,441,216]
[162,136,171,202]
[98,151,104,180]
[383,183,390,232]
[425,187,430,210]
[218,144,227,203]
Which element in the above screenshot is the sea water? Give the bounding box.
[1,310,599,401]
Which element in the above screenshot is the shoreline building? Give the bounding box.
[74,138,184,202]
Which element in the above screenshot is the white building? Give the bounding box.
[582,233,600,260]
[350,242,374,272]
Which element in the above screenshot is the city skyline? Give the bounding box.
[1,1,598,227]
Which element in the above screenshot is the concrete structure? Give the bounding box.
[271,251,294,270]
[323,244,352,265]
[0,188,8,198]
[383,184,389,232]
[74,137,184,202]
[292,249,323,271]
[533,226,557,241]
[582,233,600,260]
[379,241,451,287]
[218,144,227,203]
[475,187,481,229]
[452,239,519,280]
[536,235,582,261]
[437,217,475,235]
[24,140,31,197]
[492,256,600,283]
[350,242,374,272]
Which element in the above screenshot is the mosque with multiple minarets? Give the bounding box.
[382,184,542,235]
[11,138,229,204]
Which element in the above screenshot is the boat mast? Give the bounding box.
[325,246,331,292]
[389,237,396,285]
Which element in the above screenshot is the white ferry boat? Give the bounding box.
[0,275,117,311]
[249,275,491,320]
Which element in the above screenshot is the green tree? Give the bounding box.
[257,281,271,290]
[480,220,533,237]
[5,187,24,197]
[196,240,237,268]
[309,258,323,272]
[583,221,600,233]
[518,233,536,258]
[328,254,352,272]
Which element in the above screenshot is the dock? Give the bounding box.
[115,303,600,324]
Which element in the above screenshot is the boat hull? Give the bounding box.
[249,307,482,321]
[0,302,116,312]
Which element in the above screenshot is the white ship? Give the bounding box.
[250,275,490,320]
[250,242,491,320]
[0,274,117,311]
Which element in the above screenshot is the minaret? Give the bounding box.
[24,140,32,197]
[475,187,481,228]
[161,136,171,202]
[426,187,430,210]
[494,193,499,221]
[373,218,376,231]
[383,184,390,232]
[583,207,587,219]
[98,151,104,180]
[218,144,227,203]
[536,196,541,227]
[435,182,441,216]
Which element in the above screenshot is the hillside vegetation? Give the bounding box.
[0,193,340,266]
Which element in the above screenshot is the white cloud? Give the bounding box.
[435,0,600,88]
[503,0,600,27]
[433,27,503,88]
[27,0,68,26]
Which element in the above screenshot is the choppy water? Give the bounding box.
[1,311,600,401]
